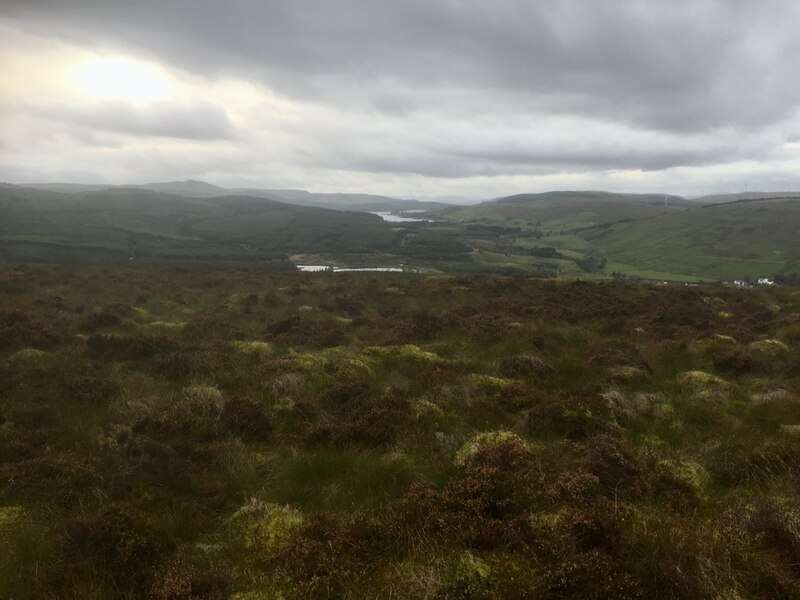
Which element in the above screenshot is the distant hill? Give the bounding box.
[20,180,447,213]
[438,191,690,231]
[584,196,800,280]
[254,189,447,212]
[138,179,231,197]
[0,184,406,268]
[19,183,111,194]
[692,191,800,205]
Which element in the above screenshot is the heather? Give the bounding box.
[2,266,800,599]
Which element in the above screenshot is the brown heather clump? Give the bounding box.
[442,441,542,550]
[498,354,553,377]
[87,332,179,360]
[0,308,60,349]
[391,439,543,553]
[300,382,413,449]
[543,550,643,600]
[219,397,273,441]
[65,374,120,405]
[527,392,619,439]
[3,268,800,598]
[59,503,172,589]
[150,558,230,600]
[272,511,383,596]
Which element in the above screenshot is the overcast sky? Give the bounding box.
[1,1,799,199]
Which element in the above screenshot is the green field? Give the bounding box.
[585,198,800,280]
[435,193,800,282]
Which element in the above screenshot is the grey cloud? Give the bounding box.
[306,143,740,179]
[4,0,800,134]
[292,122,749,178]
[2,1,800,186]
[275,100,777,178]
[449,147,727,174]
[29,100,236,140]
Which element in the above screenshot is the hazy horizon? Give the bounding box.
[7,177,800,205]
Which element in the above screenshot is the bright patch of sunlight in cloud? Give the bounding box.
[69,55,170,104]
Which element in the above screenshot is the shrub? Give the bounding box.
[60,503,171,588]
[273,511,380,596]
[390,483,448,548]
[65,374,120,405]
[543,550,642,600]
[303,385,412,449]
[498,354,553,378]
[87,333,178,360]
[445,439,542,549]
[220,397,272,441]
[527,393,618,439]
[455,431,528,466]
[0,309,59,349]
[748,501,800,578]
[151,557,230,600]
[712,435,800,485]
[650,459,708,508]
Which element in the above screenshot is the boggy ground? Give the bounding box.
[1,266,800,599]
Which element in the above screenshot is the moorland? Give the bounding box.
[2,266,800,598]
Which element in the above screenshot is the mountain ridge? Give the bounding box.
[18,180,447,213]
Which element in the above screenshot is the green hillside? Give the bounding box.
[694,191,800,205]
[585,197,800,280]
[432,191,800,282]
[0,185,402,268]
[439,191,689,231]
[427,191,693,279]
[5,184,800,281]
[21,181,447,213]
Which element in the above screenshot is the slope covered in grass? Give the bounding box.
[585,197,800,280]
[438,191,689,231]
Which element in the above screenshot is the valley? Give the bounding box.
[3,182,800,283]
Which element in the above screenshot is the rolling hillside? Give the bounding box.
[430,191,800,281]
[21,181,446,213]
[255,189,447,212]
[438,191,690,231]
[693,191,800,205]
[427,191,695,279]
[6,184,800,281]
[584,197,800,280]
[0,184,404,268]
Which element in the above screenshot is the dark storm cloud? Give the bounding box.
[2,0,800,183]
[29,100,236,141]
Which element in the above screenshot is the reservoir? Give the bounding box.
[296,265,406,273]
